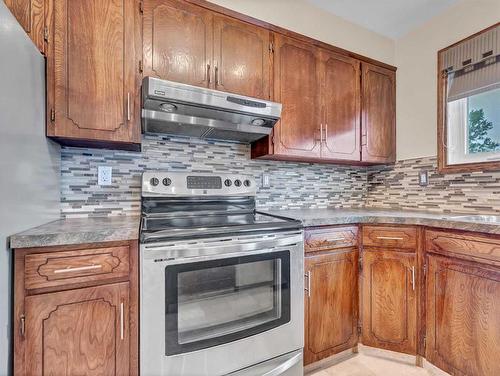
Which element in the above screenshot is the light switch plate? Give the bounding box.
[419,170,429,186]
[98,166,112,186]
[262,173,270,188]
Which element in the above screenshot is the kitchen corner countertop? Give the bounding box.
[9,216,141,249]
[264,208,500,235]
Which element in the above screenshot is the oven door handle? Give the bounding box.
[225,349,302,376]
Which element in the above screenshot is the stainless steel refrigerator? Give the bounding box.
[0,3,60,374]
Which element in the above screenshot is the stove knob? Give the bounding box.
[150,177,159,186]
[162,177,172,186]
[234,179,242,187]
[224,179,232,187]
[243,179,251,187]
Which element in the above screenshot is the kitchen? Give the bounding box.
[1,0,499,375]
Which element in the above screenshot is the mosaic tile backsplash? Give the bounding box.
[61,134,367,218]
[366,156,500,214]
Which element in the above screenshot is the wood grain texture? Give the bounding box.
[362,225,417,250]
[426,229,500,267]
[143,0,213,87]
[437,22,500,174]
[4,0,45,52]
[320,50,361,161]
[304,248,359,365]
[213,13,271,99]
[25,282,130,375]
[25,246,130,290]
[361,62,396,164]
[272,33,322,159]
[426,254,500,376]
[46,0,140,148]
[305,226,358,253]
[361,249,417,354]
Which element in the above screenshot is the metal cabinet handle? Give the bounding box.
[20,315,25,336]
[319,124,323,144]
[304,271,311,298]
[326,237,346,242]
[324,123,328,143]
[53,264,102,274]
[120,302,124,340]
[207,63,211,86]
[376,236,404,241]
[411,266,415,291]
[214,62,219,86]
[127,92,131,121]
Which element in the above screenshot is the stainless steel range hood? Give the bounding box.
[141,77,282,143]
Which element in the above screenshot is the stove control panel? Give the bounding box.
[142,172,256,197]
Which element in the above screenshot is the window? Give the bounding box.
[438,23,500,172]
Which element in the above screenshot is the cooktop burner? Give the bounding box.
[140,172,301,243]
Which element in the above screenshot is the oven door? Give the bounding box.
[140,231,303,376]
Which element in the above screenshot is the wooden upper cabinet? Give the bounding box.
[361,249,417,354]
[304,249,358,365]
[24,283,130,375]
[272,34,322,159]
[46,0,141,149]
[4,0,45,53]
[143,0,213,88]
[320,50,361,161]
[426,255,500,376]
[213,14,271,99]
[361,63,396,163]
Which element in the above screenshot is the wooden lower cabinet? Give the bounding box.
[360,249,417,355]
[304,248,359,364]
[426,254,500,376]
[14,240,138,376]
[25,283,130,375]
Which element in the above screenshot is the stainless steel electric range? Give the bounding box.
[139,172,304,376]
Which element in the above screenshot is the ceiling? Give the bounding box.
[306,0,461,39]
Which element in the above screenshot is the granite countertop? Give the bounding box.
[264,208,500,235]
[9,216,140,249]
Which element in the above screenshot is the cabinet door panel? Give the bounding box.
[361,249,417,354]
[213,14,270,99]
[143,0,212,88]
[426,255,500,376]
[361,63,396,163]
[47,0,140,144]
[321,51,361,161]
[25,282,129,375]
[273,34,321,158]
[305,249,358,364]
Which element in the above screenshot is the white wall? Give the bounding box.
[395,0,500,160]
[207,0,396,65]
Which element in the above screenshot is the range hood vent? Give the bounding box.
[141,77,282,143]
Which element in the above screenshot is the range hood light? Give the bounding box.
[160,103,177,112]
[251,118,266,126]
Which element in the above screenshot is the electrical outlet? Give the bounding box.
[419,170,429,186]
[98,166,113,186]
[262,173,270,188]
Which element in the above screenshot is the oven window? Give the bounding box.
[165,251,290,355]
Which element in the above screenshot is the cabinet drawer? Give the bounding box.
[426,230,500,266]
[25,246,130,290]
[305,226,358,253]
[362,225,417,250]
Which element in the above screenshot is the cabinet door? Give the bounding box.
[143,0,213,88]
[25,283,130,375]
[213,14,270,99]
[46,0,140,146]
[426,255,500,376]
[320,50,361,161]
[361,249,417,354]
[304,249,359,365]
[272,34,321,159]
[4,0,45,53]
[361,63,396,163]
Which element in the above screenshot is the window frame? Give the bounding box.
[437,22,500,174]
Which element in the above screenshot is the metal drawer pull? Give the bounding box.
[326,237,346,242]
[127,92,131,121]
[411,266,415,291]
[120,302,124,340]
[304,271,311,298]
[53,264,102,274]
[376,236,404,241]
